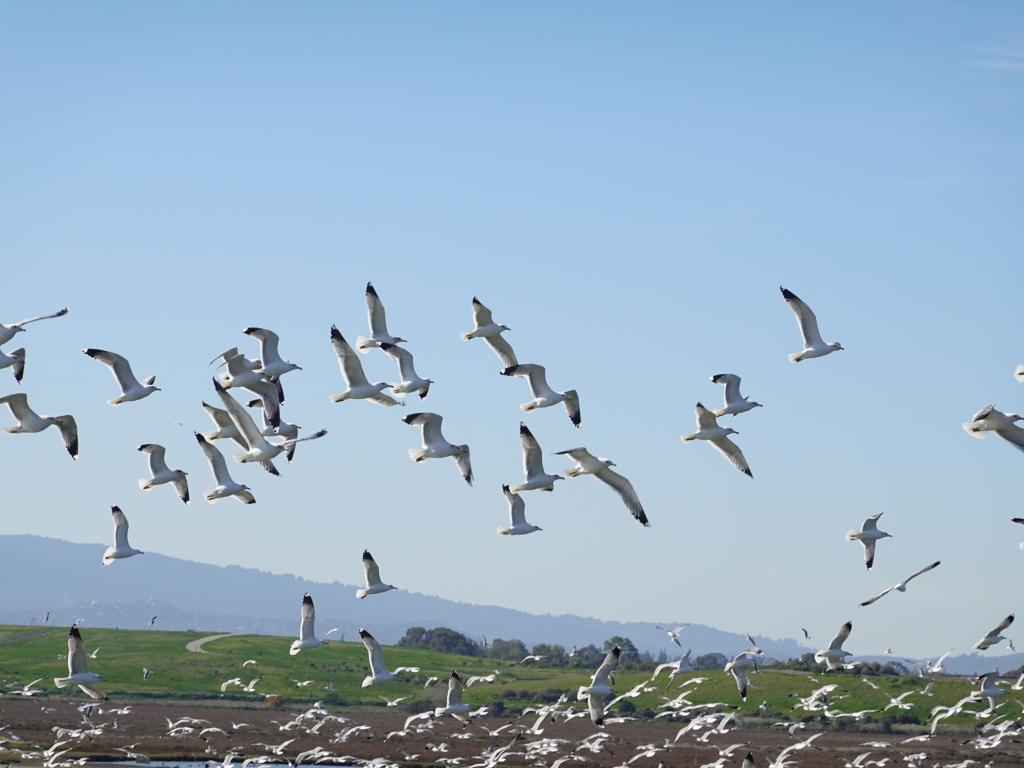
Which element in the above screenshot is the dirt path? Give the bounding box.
[184,632,235,654]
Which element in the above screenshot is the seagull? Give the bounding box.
[148,616,157,627]
[289,593,326,655]
[520,654,545,665]
[501,363,581,427]
[577,646,620,726]
[497,484,541,536]
[460,298,517,368]
[53,625,105,700]
[962,405,1024,453]
[402,412,473,485]
[137,444,189,504]
[358,628,419,687]
[779,286,844,362]
[975,614,1015,651]
[434,671,472,721]
[82,349,159,404]
[0,393,78,459]
[379,343,433,399]
[654,625,688,647]
[845,513,892,570]
[356,283,407,351]
[814,621,853,670]
[215,353,282,426]
[681,403,752,477]
[741,753,754,768]
[555,447,649,526]
[651,650,693,687]
[242,327,302,381]
[709,374,762,417]
[142,667,154,680]
[244,398,303,462]
[195,433,255,504]
[380,696,409,708]
[356,550,396,599]
[860,561,941,607]
[0,347,26,384]
[101,506,143,566]
[801,628,810,640]
[724,652,758,700]
[976,673,1007,712]
[509,423,563,492]
[329,326,401,406]
[0,307,68,346]
[924,650,952,675]
[200,401,247,449]
[1015,364,1024,383]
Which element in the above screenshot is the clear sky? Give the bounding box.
[0,2,1021,658]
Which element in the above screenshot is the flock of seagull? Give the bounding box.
[0,282,1021,768]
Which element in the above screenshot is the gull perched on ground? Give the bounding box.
[509,423,563,492]
[102,506,143,566]
[654,625,688,647]
[380,343,433,399]
[709,374,762,417]
[358,628,419,687]
[681,403,752,477]
[962,404,1024,453]
[137,444,189,504]
[0,347,25,384]
[860,561,941,607]
[497,484,541,535]
[194,433,255,504]
[0,306,67,346]
[54,626,104,699]
[356,283,406,351]
[460,298,517,368]
[329,326,400,406]
[201,401,246,449]
[289,594,326,655]
[555,446,649,526]
[724,652,758,700]
[434,671,472,721]
[402,412,473,485]
[501,363,581,427]
[975,614,1015,650]
[846,513,892,570]
[780,286,844,362]
[82,349,159,405]
[356,550,396,598]
[0,393,78,459]
[814,621,853,671]
[577,646,621,726]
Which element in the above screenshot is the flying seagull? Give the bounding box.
[82,349,159,405]
[53,625,105,699]
[577,646,620,726]
[779,286,844,362]
[0,347,25,384]
[555,447,649,526]
[510,423,563,492]
[434,671,472,721]
[356,550,396,599]
[242,327,302,381]
[0,306,68,346]
[356,283,406,352]
[201,401,247,449]
[379,342,433,399]
[962,405,1024,453]
[402,412,473,485]
[860,561,941,607]
[289,593,326,655]
[651,650,693,687]
[655,625,688,646]
[501,363,581,427]
[329,326,401,407]
[709,374,762,417]
[1015,364,1024,383]
[0,393,78,459]
[845,513,892,570]
[195,433,255,504]
[681,402,752,477]
[244,397,304,462]
[215,352,282,427]
[358,628,419,687]
[724,651,758,700]
[497,484,541,536]
[461,298,517,368]
[975,614,1014,651]
[814,621,853,670]
[137,443,189,504]
[102,506,143,566]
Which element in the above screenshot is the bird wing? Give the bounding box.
[362,550,383,587]
[519,423,545,478]
[365,283,391,336]
[141,444,170,475]
[995,424,1024,452]
[695,402,717,430]
[592,648,620,687]
[863,539,877,570]
[905,560,941,584]
[447,672,464,707]
[563,389,581,427]
[68,627,87,676]
[455,449,474,486]
[13,307,68,327]
[243,327,282,366]
[380,343,417,380]
[55,416,78,459]
[483,335,518,368]
[503,485,527,526]
[730,666,748,698]
[595,467,649,526]
[555,447,594,463]
[860,586,896,607]
[780,287,824,347]
[83,349,139,391]
[213,379,265,448]
[195,433,233,485]
[988,614,1015,636]
[507,363,553,398]
[828,621,852,650]
[202,401,235,430]
[330,326,370,386]
[470,298,494,326]
[711,374,743,404]
[405,412,444,446]
[710,435,752,477]
[862,513,882,531]
[0,392,37,422]
[172,475,190,504]
[112,506,130,549]
[360,629,387,676]
[368,391,401,407]
[299,595,315,641]
[588,692,607,724]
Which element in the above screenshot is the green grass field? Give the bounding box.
[0,624,1016,731]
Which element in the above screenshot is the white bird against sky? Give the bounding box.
[814,620,853,671]
[974,613,1014,651]
[0,346,25,384]
[244,397,303,462]
[329,326,401,407]
[709,373,762,417]
[289,593,325,655]
[655,624,688,647]
[962,404,1024,453]
[101,506,143,567]
[509,423,562,492]
[137,443,189,505]
[681,402,752,478]
[555,446,649,526]
[53,625,104,700]
[577,646,620,726]
[434,671,472,721]
[356,550,396,599]
[82,348,160,405]
[779,286,844,362]
[0,306,67,346]
[501,363,581,428]
[460,297,517,369]
[379,342,433,399]
[358,628,420,687]
[1016,364,1024,383]
[0,393,78,459]
[242,326,302,382]
[402,411,473,485]
[214,351,282,427]
[194,432,255,504]
[497,484,541,536]
[859,561,941,607]
[356,282,407,352]
[846,513,892,570]
[200,401,246,449]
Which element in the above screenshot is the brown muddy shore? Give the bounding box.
[0,697,1016,767]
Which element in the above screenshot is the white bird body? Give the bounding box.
[82,349,159,404]
[501,363,580,427]
[578,646,620,726]
[814,621,853,671]
[356,550,396,598]
[555,447,649,526]
[53,625,105,699]
[356,283,407,351]
[860,561,941,607]
[102,506,143,566]
[461,298,517,368]
[380,343,432,399]
[508,423,562,492]
[845,513,892,570]
[242,327,302,380]
[201,401,247,449]
[780,286,843,362]
[0,347,26,384]
[0,393,78,459]
[0,307,67,346]
[497,484,541,535]
[137,443,189,504]
[976,674,1007,712]
[329,326,400,406]
[195,433,255,504]
[724,652,758,700]
[358,628,418,687]
[216,354,282,426]
[963,405,1024,452]
[709,374,762,417]
[434,672,472,720]
[681,403,752,477]
[402,412,473,485]
[289,593,325,655]
[651,650,693,686]
[975,614,1014,651]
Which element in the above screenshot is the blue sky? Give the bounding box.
[0,2,1021,658]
